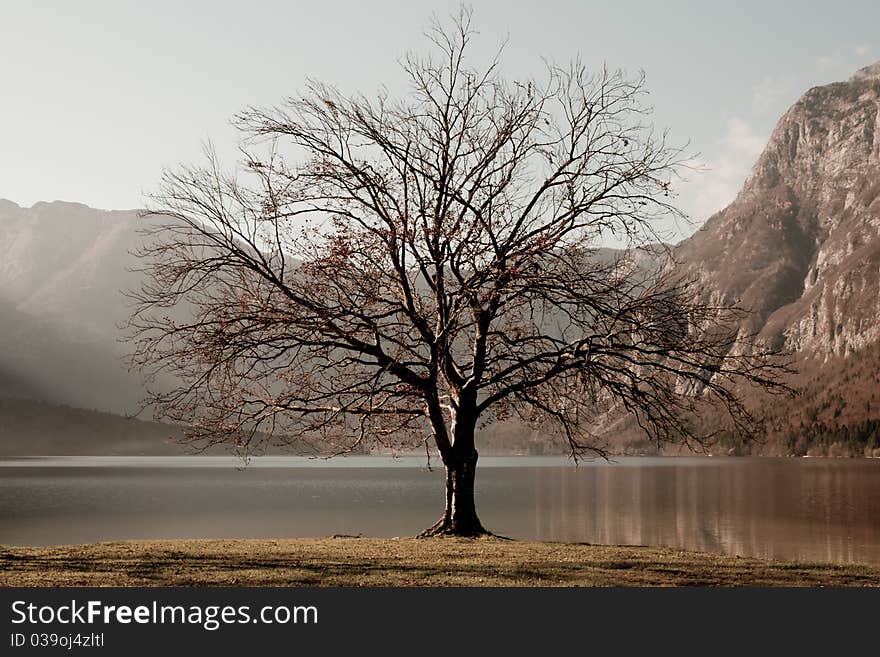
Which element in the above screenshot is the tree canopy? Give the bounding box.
[127,9,790,535]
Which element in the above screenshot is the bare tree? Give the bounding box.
[127,9,789,536]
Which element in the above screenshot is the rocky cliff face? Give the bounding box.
[671,62,880,453]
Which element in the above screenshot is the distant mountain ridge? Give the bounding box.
[0,200,148,414]
[0,200,141,337]
[0,397,185,456]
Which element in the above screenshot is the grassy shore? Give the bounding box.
[2,537,880,586]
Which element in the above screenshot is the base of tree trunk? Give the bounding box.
[416,515,493,538]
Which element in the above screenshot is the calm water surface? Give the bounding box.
[2,456,879,565]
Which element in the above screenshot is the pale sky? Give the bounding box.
[2,0,878,239]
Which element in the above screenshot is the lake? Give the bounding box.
[2,456,880,565]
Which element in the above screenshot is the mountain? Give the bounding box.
[2,63,879,457]
[0,200,146,339]
[0,397,186,456]
[670,61,880,456]
[0,200,149,414]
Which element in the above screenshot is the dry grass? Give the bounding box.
[2,537,879,587]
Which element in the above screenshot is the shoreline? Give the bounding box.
[4,453,880,464]
[2,537,879,587]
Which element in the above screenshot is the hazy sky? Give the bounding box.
[2,0,878,238]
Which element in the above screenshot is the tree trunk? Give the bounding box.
[420,415,490,537]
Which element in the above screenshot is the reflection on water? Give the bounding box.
[521,460,880,565]
[1,457,879,565]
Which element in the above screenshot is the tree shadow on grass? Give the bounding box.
[2,545,879,587]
